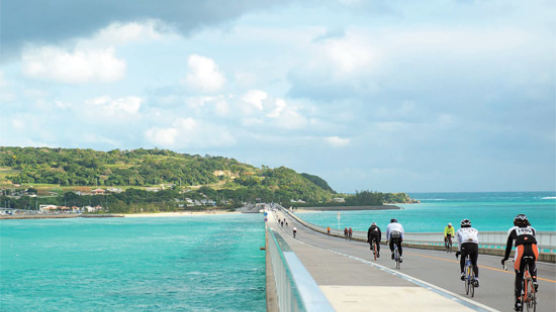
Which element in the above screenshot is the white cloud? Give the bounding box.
[145,117,235,148]
[325,136,351,147]
[20,21,170,84]
[145,127,179,146]
[185,95,231,117]
[22,46,126,83]
[322,33,375,74]
[241,89,267,113]
[265,98,308,129]
[92,20,163,45]
[184,54,226,92]
[84,96,142,117]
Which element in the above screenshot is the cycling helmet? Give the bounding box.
[448,222,452,226]
[460,219,471,228]
[514,214,529,227]
[390,218,398,223]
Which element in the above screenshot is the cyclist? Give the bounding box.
[367,222,381,258]
[444,222,455,250]
[455,219,479,287]
[501,214,539,311]
[293,227,297,238]
[386,219,404,262]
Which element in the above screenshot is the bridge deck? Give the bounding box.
[270,209,556,312]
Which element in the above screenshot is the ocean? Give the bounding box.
[1,192,555,311]
[0,214,265,312]
[296,191,556,232]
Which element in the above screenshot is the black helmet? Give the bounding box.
[390,218,398,223]
[460,219,471,228]
[514,214,529,227]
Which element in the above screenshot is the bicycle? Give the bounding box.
[393,242,401,269]
[462,254,476,297]
[504,257,537,311]
[445,235,453,253]
[369,239,378,261]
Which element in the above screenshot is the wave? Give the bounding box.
[419,199,447,201]
[541,196,556,200]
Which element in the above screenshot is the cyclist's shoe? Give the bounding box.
[391,253,394,260]
[473,278,479,287]
[533,281,539,292]
[377,253,380,258]
[399,257,403,263]
[460,273,465,281]
[514,300,522,311]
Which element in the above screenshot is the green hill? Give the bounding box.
[0,147,415,213]
[0,147,333,203]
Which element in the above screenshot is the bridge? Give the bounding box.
[265,206,556,312]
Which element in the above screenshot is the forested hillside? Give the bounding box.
[0,147,333,203]
[0,147,415,212]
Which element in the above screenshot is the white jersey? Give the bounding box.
[456,227,479,250]
[386,222,404,240]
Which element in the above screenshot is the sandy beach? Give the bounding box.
[292,205,401,212]
[123,210,240,218]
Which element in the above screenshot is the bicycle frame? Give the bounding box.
[463,255,475,297]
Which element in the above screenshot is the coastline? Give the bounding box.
[122,210,240,217]
[0,214,124,220]
[294,204,401,212]
[0,210,240,220]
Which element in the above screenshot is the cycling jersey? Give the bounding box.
[503,225,539,299]
[444,226,455,237]
[367,224,381,242]
[504,226,539,270]
[386,222,404,240]
[456,227,479,250]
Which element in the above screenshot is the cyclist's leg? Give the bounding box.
[530,244,539,283]
[460,244,469,280]
[470,244,479,277]
[374,237,380,255]
[514,245,525,301]
[397,239,403,256]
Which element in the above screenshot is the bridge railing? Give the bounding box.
[266,220,334,312]
[279,207,555,261]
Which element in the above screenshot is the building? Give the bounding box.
[39,205,58,212]
[91,189,105,195]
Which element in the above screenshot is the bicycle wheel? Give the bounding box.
[465,265,470,295]
[394,247,400,269]
[470,269,475,297]
[526,278,536,312]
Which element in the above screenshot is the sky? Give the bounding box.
[1,0,555,193]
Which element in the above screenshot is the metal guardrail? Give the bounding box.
[266,215,334,312]
[280,207,556,255]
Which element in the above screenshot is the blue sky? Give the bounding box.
[1,0,554,193]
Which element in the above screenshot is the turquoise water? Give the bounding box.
[297,192,556,232]
[0,215,265,311]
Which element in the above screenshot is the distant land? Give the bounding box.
[0,147,416,214]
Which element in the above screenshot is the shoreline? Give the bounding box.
[122,210,240,217]
[293,204,401,212]
[0,210,241,220]
[0,214,124,220]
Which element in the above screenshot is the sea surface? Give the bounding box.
[0,214,265,312]
[297,192,556,233]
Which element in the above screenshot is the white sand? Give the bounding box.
[123,211,240,218]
